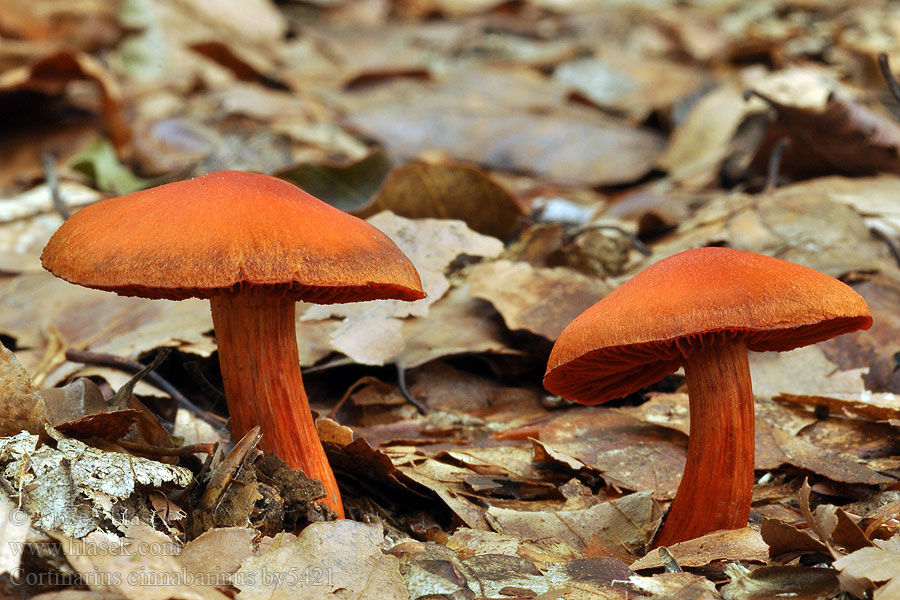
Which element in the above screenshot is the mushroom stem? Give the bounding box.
[210,290,343,517]
[653,340,755,547]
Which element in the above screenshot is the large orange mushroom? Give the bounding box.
[544,247,871,546]
[42,171,424,517]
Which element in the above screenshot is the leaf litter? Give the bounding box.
[4,1,900,599]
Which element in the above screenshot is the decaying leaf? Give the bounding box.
[235,521,408,600]
[468,260,609,341]
[365,162,523,239]
[488,492,661,560]
[632,528,768,571]
[721,564,839,600]
[60,522,229,599]
[0,431,191,537]
[0,342,40,436]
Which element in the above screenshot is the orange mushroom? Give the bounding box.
[544,247,871,546]
[42,171,424,517]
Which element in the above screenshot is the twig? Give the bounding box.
[117,439,216,457]
[327,375,383,419]
[40,153,71,220]
[64,348,226,426]
[396,364,428,415]
[879,53,900,105]
[183,360,226,404]
[870,225,900,270]
[764,137,791,193]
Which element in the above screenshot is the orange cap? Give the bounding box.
[544,247,872,404]
[42,171,424,303]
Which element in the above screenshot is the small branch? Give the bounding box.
[64,348,226,426]
[396,364,428,415]
[183,361,226,404]
[40,153,71,220]
[327,375,383,419]
[879,53,900,105]
[870,225,900,270]
[764,137,791,193]
[118,439,217,457]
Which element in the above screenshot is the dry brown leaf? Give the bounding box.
[365,162,523,239]
[344,74,664,186]
[631,527,768,571]
[833,546,900,599]
[487,492,661,559]
[398,282,519,368]
[538,408,687,500]
[630,572,720,599]
[721,564,839,600]
[468,260,609,341]
[760,517,829,557]
[178,527,257,587]
[555,52,709,123]
[235,521,408,600]
[0,342,40,436]
[60,523,229,599]
[0,50,129,148]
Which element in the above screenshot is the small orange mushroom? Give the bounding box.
[42,171,425,517]
[544,247,872,546]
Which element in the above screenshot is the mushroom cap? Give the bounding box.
[544,247,872,404]
[41,171,425,303]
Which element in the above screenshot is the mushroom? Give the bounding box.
[543,247,872,546]
[42,171,425,517]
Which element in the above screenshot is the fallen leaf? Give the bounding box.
[235,521,408,600]
[631,527,768,571]
[365,162,523,239]
[488,492,661,559]
[721,564,839,600]
[468,260,610,341]
[345,74,665,186]
[630,572,720,599]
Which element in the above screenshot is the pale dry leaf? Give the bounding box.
[0,432,192,537]
[301,214,504,365]
[488,492,660,559]
[0,492,31,576]
[178,527,257,587]
[721,564,839,600]
[630,572,720,599]
[60,522,228,600]
[303,212,503,322]
[833,546,900,598]
[235,521,408,600]
[631,528,768,571]
[468,260,610,341]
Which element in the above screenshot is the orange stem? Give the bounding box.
[210,290,344,518]
[653,340,754,547]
